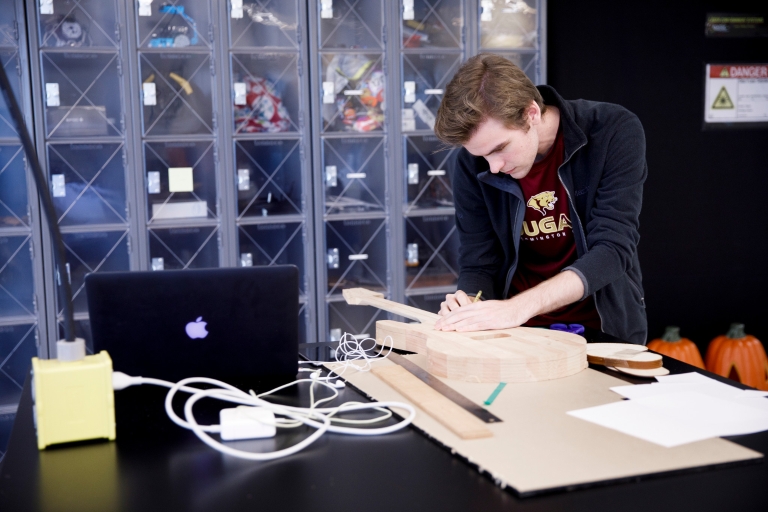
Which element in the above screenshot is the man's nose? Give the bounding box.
[486,155,504,173]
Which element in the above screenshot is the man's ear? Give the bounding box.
[527,101,541,125]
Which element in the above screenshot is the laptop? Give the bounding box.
[85,266,299,386]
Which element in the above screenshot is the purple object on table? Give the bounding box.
[550,323,585,335]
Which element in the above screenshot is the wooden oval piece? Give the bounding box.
[586,343,662,369]
[608,366,671,378]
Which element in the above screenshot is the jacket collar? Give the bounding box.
[537,85,588,163]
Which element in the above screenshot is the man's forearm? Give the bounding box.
[510,270,585,321]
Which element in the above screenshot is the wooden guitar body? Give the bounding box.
[343,288,587,383]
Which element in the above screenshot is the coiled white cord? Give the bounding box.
[112,333,414,461]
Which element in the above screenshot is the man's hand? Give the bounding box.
[435,297,533,331]
[438,290,474,316]
[434,270,586,332]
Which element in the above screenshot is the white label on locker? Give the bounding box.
[348,254,368,261]
[151,257,164,271]
[327,248,339,269]
[343,90,363,96]
[402,109,416,131]
[329,328,342,342]
[407,243,419,265]
[407,163,419,184]
[51,174,66,197]
[346,173,366,179]
[322,81,335,104]
[325,165,338,187]
[147,171,161,194]
[45,83,60,107]
[240,253,253,267]
[234,82,247,105]
[40,0,53,15]
[320,0,333,19]
[427,170,446,176]
[231,0,243,18]
[237,169,250,191]
[424,89,443,95]
[403,0,414,20]
[138,0,153,17]
[480,0,493,22]
[413,99,436,130]
[168,167,194,192]
[351,333,370,340]
[404,81,416,103]
[152,201,207,219]
[143,83,157,106]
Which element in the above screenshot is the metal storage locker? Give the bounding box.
[0,0,46,462]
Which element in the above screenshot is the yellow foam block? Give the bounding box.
[32,351,116,450]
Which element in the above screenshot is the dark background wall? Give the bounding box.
[548,0,768,351]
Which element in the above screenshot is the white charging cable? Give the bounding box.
[112,333,414,461]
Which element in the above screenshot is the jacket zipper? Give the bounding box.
[556,143,606,330]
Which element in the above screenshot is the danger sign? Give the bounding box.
[705,64,768,124]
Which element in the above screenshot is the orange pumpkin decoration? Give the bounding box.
[705,323,768,391]
[647,326,705,369]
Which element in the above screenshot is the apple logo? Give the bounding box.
[185,317,208,339]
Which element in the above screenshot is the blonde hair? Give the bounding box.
[434,54,546,146]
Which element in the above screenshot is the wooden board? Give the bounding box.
[331,356,763,496]
[371,365,493,440]
[345,288,586,383]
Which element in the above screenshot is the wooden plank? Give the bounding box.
[371,365,493,440]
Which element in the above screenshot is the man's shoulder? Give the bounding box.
[565,98,640,131]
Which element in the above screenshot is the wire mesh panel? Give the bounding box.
[135,0,211,49]
[234,139,303,218]
[0,323,37,406]
[405,214,459,290]
[41,52,123,138]
[0,52,24,139]
[0,235,35,319]
[144,140,217,223]
[230,1,299,49]
[61,230,130,314]
[0,145,29,228]
[318,0,384,50]
[139,53,214,136]
[47,143,127,226]
[238,221,306,292]
[322,136,386,215]
[231,53,301,134]
[148,226,219,271]
[402,0,464,49]
[37,0,119,49]
[479,0,538,49]
[320,53,386,134]
[327,301,386,343]
[401,53,462,132]
[325,218,388,296]
[404,135,456,212]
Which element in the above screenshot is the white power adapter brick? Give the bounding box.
[219,406,276,441]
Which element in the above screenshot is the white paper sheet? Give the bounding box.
[568,387,768,447]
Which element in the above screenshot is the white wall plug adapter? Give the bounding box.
[220,406,277,441]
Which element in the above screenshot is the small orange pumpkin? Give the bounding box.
[647,326,705,369]
[705,323,768,391]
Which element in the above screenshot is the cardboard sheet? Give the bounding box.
[328,357,763,496]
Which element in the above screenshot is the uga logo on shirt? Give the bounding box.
[527,191,557,216]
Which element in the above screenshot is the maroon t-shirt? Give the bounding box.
[508,128,601,329]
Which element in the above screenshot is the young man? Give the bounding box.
[433,54,647,344]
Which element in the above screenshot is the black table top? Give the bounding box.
[1,339,767,512]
